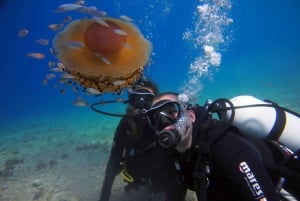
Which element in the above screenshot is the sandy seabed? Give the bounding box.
[0,110,197,201]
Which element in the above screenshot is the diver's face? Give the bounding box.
[128,87,155,110]
[148,95,195,152]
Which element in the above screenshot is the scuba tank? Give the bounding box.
[206,95,300,152]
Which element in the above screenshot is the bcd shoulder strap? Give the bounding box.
[192,118,231,201]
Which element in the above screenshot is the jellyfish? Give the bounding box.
[53,17,152,94]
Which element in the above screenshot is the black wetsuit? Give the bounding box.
[174,105,281,201]
[99,117,187,201]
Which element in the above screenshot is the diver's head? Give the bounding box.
[147,92,195,151]
[128,78,158,110]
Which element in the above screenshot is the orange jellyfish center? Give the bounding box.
[84,21,126,55]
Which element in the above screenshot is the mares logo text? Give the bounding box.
[239,161,267,200]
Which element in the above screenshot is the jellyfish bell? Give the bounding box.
[84,21,126,54]
[53,17,152,94]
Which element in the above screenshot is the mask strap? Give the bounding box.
[90,100,138,118]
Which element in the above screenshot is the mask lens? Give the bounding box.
[147,101,181,131]
[129,90,155,109]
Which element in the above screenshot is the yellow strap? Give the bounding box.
[120,168,134,183]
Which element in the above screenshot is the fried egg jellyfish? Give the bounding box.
[53,17,152,94]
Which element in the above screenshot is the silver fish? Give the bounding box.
[55,3,83,13]
[93,17,110,27]
[113,80,126,86]
[61,73,76,79]
[94,53,112,65]
[35,38,49,46]
[73,98,88,107]
[114,29,128,36]
[79,6,107,17]
[57,62,65,69]
[27,52,46,60]
[74,0,85,5]
[86,87,101,95]
[66,41,84,50]
[49,48,58,57]
[120,15,133,22]
[48,61,56,67]
[48,23,64,31]
[50,67,64,72]
[100,57,112,65]
[72,86,79,93]
[62,16,73,23]
[60,88,66,95]
[18,29,29,37]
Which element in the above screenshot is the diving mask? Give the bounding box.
[128,88,155,109]
[147,100,190,148]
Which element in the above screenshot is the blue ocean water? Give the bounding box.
[0,1,300,200]
[0,0,300,125]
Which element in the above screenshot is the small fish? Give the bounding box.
[79,6,96,13]
[49,48,58,57]
[48,23,64,31]
[18,29,29,37]
[114,29,128,36]
[57,62,65,69]
[54,3,83,13]
[94,53,112,65]
[35,38,49,46]
[60,88,66,95]
[62,16,73,23]
[45,73,56,80]
[120,15,133,22]
[48,61,56,67]
[86,87,101,95]
[59,78,68,84]
[48,24,57,30]
[66,80,74,86]
[100,56,112,65]
[66,41,84,49]
[75,0,85,5]
[73,98,88,107]
[50,67,64,72]
[72,86,79,93]
[61,73,76,79]
[94,17,110,27]
[79,6,107,17]
[27,52,46,60]
[112,80,126,86]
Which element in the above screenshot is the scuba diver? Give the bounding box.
[146,92,300,201]
[98,81,187,201]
